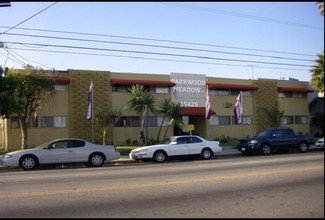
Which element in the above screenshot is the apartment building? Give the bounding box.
[1,69,313,150]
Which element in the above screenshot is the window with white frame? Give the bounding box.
[40,116,67,128]
[209,116,230,125]
[281,116,294,125]
[294,115,308,124]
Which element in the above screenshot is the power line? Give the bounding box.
[5,47,51,69]
[0,26,316,57]
[158,2,324,31]
[5,41,313,68]
[3,32,315,62]
[0,2,58,36]
[9,47,310,72]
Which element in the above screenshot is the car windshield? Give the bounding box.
[34,140,54,149]
[164,137,177,144]
[257,129,273,138]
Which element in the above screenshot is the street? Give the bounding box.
[0,151,323,218]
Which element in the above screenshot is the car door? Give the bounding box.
[187,136,205,155]
[72,140,88,162]
[270,129,294,151]
[168,137,190,156]
[39,140,75,164]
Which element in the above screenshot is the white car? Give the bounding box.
[129,135,222,163]
[1,138,120,170]
[315,137,324,149]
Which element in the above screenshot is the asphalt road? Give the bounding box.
[0,151,323,218]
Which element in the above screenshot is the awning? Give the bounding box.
[278,87,314,93]
[181,107,216,116]
[111,79,176,87]
[207,83,258,90]
[49,76,70,84]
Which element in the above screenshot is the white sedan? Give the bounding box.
[129,135,222,163]
[315,137,324,149]
[1,138,120,170]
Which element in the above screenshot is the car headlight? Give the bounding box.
[138,149,149,153]
[249,140,257,144]
[4,154,13,159]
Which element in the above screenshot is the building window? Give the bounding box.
[281,116,294,125]
[40,116,67,128]
[155,87,169,94]
[112,85,129,92]
[278,92,306,98]
[210,89,252,97]
[231,116,252,125]
[157,116,169,127]
[295,116,308,124]
[54,84,67,91]
[115,116,140,127]
[209,116,230,125]
[292,92,306,98]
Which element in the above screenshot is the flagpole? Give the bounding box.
[87,81,94,143]
[91,82,94,143]
[240,91,244,138]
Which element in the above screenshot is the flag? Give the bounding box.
[233,91,243,124]
[86,81,93,120]
[205,85,213,119]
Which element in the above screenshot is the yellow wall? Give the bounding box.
[5,70,312,150]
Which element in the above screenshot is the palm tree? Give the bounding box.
[94,106,121,145]
[317,2,324,16]
[310,51,324,93]
[128,84,156,145]
[156,98,172,143]
[162,102,184,141]
[258,102,285,128]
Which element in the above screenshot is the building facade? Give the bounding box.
[1,69,314,150]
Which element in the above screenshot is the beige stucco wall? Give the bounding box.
[4,70,312,150]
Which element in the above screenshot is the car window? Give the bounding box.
[71,140,86,148]
[273,130,284,137]
[177,137,188,144]
[48,141,69,149]
[188,137,202,144]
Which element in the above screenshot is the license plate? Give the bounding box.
[241,147,246,151]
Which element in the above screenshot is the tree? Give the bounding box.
[94,106,121,145]
[310,51,324,93]
[156,98,172,143]
[162,102,183,141]
[317,2,324,16]
[128,84,156,146]
[7,65,55,149]
[0,66,18,119]
[311,112,324,136]
[258,102,284,128]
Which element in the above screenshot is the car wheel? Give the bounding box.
[261,144,271,155]
[89,153,105,167]
[153,151,167,163]
[201,148,213,160]
[298,142,309,153]
[19,155,38,170]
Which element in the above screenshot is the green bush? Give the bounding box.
[116,146,140,156]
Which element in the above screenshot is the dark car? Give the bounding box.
[237,127,315,155]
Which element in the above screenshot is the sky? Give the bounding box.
[0,2,324,82]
